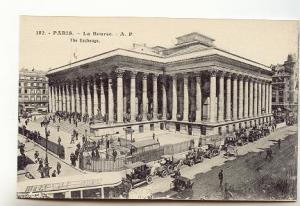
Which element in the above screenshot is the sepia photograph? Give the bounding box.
[17,16,298,201]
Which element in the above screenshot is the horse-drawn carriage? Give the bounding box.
[124,161,153,189]
[183,149,205,166]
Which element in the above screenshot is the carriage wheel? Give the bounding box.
[161,170,168,177]
[146,176,153,184]
[127,182,133,191]
[189,160,194,166]
[178,184,186,191]
[167,165,173,171]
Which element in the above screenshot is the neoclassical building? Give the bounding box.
[46,32,273,136]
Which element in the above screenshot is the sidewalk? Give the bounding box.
[18,134,84,181]
[20,117,85,170]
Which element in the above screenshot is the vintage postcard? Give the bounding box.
[17,16,298,201]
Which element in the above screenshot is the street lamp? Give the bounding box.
[43,119,50,164]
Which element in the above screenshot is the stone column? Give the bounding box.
[195,73,202,122]
[232,74,238,120]
[108,74,114,122]
[56,85,60,111]
[70,82,75,113]
[225,73,232,121]
[262,81,265,115]
[183,74,189,121]
[65,83,70,112]
[81,79,86,114]
[48,85,52,113]
[53,85,57,112]
[130,72,137,122]
[209,70,217,122]
[93,77,99,116]
[142,73,148,121]
[269,82,272,114]
[249,78,253,117]
[162,76,167,120]
[100,76,106,117]
[253,80,258,117]
[258,80,262,116]
[218,72,225,122]
[50,85,54,112]
[61,84,65,112]
[172,75,178,121]
[86,79,92,116]
[116,70,124,123]
[238,75,244,119]
[152,74,158,120]
[265,82,269,115]
[244,77,249,118]
[75,80,80,113]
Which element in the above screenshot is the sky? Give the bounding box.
[19,16,299,71]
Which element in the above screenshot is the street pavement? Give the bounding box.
[129,124,297,199]
[18,134,84,181]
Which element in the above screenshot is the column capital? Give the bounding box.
[114,69,125,78]
[141,72,149,80]
[243,75,250,81]
[217,70,225,77]
[232,73,238,79]
[194,71,202,78]
[129,71,138,79]
[152,73,159,79]
[238,74,244,80]
[225,72,232,78]
[208,69,218,77]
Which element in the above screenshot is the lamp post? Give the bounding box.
[43,119,50,164]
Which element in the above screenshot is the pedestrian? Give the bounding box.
[58,136,61,145]
[277,139,281,150]
[34,151,39,162]
[51,170,57,177]
[75,120,78,127]
[152,133,155,140]
[57,125,60,132]
[266,148,273,160]
[218,169,224,187]
[56,162,61,175]
[113,149,117,162]
[70,153,76,167]
[44,163,51,178]
[82,135,86,144]
[75,147,80,160]
[70,134,75,144]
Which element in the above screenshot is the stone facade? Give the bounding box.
[46,32,273,136]
[19,69,48,113]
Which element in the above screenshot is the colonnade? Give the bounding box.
[48,69,272,124]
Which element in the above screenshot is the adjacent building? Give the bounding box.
[46,32,273,137]
[19,68,49,113]
[271,54,298,119]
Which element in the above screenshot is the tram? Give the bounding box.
[17,172,125,199]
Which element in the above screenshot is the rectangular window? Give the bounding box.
[71,190,81,199]
[24,89,27,94]
[82,188,102,198]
